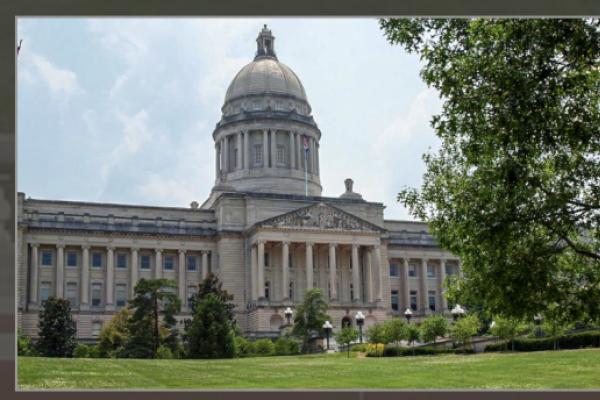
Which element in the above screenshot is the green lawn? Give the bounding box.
[18,348,600,389]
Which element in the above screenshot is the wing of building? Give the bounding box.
[17,25,461,340]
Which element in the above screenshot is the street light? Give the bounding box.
[404,308,413,324]
[451,304,465,321]
[355,311,365,343]
[323,320,333,350]
[534,314,543,325]
[284,307,293,326]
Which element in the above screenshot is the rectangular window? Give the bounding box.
[264,252,269,268]
[41,251,53,266]
[410,290,418,311]
[289,252,293,269]
[140,255,151,270]
[289,281,294,300]
[187,285,196,303]
[389,263,399,277]
[66,251,78,267]
[265,281,270,300]
[350,283,354,300]
[117,253,127,269]
[255,145,263,165]
[428,290,436,311]
[233,149,238,168]
[408,264,417,277]
[391,289,399,311]
[66,282,78,307]
[276,145,285,164]
[427,265,436,278]
[116,284,127,307]
[164,255,174,271]
[91,252,102,268]
[91,321,102,338]
[91,283,102,307]
[187,256,197,271]
[40,281,51,301]
[445,265,455,276]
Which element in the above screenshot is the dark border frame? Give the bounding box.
[4,1,600,399]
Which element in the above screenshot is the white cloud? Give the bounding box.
[29,53,83,98]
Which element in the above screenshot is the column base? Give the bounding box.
[80,303,89,311]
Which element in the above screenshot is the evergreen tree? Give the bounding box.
[37,297,77,357]
[98,308,130,357]
[124,278,180,358]
[291,288,330,353]
[188,272,235,323]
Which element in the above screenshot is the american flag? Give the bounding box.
[303,135,309,152]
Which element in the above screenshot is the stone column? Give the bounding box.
[106,246,114,308]
[289,131,295,169]
[178,249,186,305]
[130,248,138,298]
[351,244,360,302]
[373,245,383,301]
[270,130,277,168]
[30,244,39,303]
[440,259,448,312]
[296,133,302,170]
[328,243,337,300]
[365,248,373,303]
[201,251,209,280]
[316,142,320,175]
[56,244,64,298]
[257,241,265,299]
[250,244,258,301]
[155,249,162,279]
[80,245,89,309]
[220,140,225,175]
[243,130,250,169]
[420,258,429,314]
[305,242,313,290]
[311,138,317,175]
[401,258,410,311]
[223,136,229,174]
[201,251,208,280]
[236,132,242,170]
[215,143,220,179]
[262,129,269,167]
[282,241,290,300]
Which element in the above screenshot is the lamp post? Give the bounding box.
[284,307,293,326]
[404,308,413,324]
[451,304,465,322]
[533,313,543,337]
[323,320,333,350]
[355,311,365,343]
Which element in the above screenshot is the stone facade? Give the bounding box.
[16,25,460,341]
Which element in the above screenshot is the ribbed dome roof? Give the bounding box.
[224,58,308,104]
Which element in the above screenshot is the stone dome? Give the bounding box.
[224,58,308,104]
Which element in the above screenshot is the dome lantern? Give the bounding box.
[255,24,277,60]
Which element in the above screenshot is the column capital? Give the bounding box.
[155,248,163,254]
[106,245,115,251]
[179,249,186,255]
[256,239,266,246]
[201,250,210,255]
[31,242,39,249]
[351,243,359,250]
[329,243,337,249]
[56,243,65,249]
[421,258,429,264]
[305,241,314,247]
[131,247,140,252]
[282,241,290,247]
[81,244,90,250]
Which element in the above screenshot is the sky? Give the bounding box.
[17,18,442,221]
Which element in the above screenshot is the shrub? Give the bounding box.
[234,336,255,357]
[253,339,275,356]
[88,344,101,358]
[382,345,456,357]
[18,330,35,356]
[351,343,368,352]
[419,315,448,345]
[73,344,90,358]
[156,345,173,359]
[365,343,384,357]
[273,337,300,356]
[484,331,600,352]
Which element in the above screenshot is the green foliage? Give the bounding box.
[156,345,173,359]
[451,315,481,350]
[405,324,421,355]
[87,344,101,358]
[273,337,300,356]
[382,318,407,346]
[335,327,359,358]
[189,272,235,323]
[36,297,77,357]
[73,344,90,358]
[380,18,600,323]
[485,330,600,352]
[18,329,35,356]
[291,288,329,353]
[124,278,181,359]
[253,339,275,356]
[419,315,448,344]
[366,323,387,356]
[234,336,255,357]
[490,316,527,351]
[351,343,368,352]
[98,308,130,358]
[381,345,457,357]
[186,292,235,359]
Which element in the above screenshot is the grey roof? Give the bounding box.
[224,58,308,104]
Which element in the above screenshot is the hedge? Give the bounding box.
[485,331,600,352]
[368,345,471,357]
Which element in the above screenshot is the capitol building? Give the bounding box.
[17,26,461,340]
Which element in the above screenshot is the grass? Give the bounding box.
[18,348,600,390]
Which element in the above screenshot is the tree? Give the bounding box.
[366,323,387,356]
[405,324,421,356]
[542,302,572,350]
[380,19,600,323]
[419,315,449,346]
[335,326,359,358]
[188,272,235,323]
[98,308,130,357]
[291,288,329,353]
[383,318,407,348]
[186,292,235,359]
[490,316,527,351]
[451,314,481,352]
[124,278,180,358]
[36,297,77,357]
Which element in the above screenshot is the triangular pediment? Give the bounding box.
[257,202,384,233]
